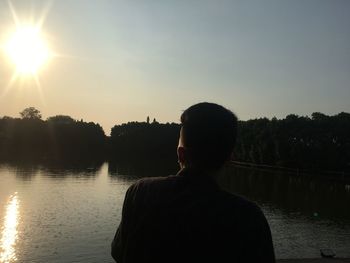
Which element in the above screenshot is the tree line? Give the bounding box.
[1,107,349,174]
[235,112,350,173]
[0,107,105,161]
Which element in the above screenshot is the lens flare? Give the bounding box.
[4,26,51,75]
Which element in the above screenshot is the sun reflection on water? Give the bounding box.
[0,193,19,263]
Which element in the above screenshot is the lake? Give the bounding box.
[0,160,350,262]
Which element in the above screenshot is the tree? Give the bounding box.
[20,107,42,120]
[47,115,75,124]
[147,116,150,124]
[311,112,328,121]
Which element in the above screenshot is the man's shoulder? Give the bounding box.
[215,188,262,214]
[130,175,261,207]
[127,175,266,219]
[220,188,259,207]
[131,174,180,189]
[125,175,182,199]
[218,191,270,233]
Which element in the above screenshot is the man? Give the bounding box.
[111,102,275,263]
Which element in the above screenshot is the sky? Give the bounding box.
[0,0,349,133]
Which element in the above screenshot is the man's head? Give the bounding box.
[177,102,238,171]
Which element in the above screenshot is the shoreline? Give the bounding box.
[231,161,350,183]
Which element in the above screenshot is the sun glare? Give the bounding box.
[4,26,51,75]
[0,193,19,263]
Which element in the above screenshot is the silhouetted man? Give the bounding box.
[111,102,275,263]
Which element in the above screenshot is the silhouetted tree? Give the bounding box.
[0,114,106,161]
[20,107,42,120]
[109,121,180,160]
[1,110,350,175]
[234,112,350,173]
[47,115,75,124]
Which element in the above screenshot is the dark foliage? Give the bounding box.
[109,121,180,160]
[0,115,106,161]
[19,107,42,120]
[1,108,349,174]
[234,112,350,172]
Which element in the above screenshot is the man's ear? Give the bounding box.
[177,146,186,166]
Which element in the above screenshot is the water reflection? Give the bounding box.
[0,160,104,180]
[218,166,350,221]
[0,161,349,260]
[108,158,178,179]
[0,193,19,263]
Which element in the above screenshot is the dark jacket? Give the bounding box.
[111,168,275,263]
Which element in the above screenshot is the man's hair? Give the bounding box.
[180,102,238,171]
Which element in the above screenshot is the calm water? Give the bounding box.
[0,161,350,262]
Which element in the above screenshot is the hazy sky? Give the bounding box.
[0,0,349,133]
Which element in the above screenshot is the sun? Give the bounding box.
[4,25,51,75]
